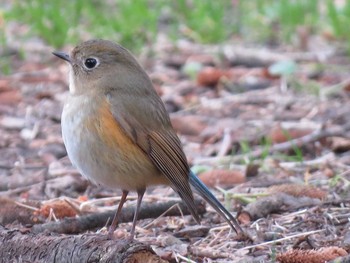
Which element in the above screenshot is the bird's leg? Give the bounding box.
[129,188,145,241]
[108,190,129,239]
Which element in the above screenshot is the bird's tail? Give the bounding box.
[189,171,243,234]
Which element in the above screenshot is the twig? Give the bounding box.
[195,123,350,165]
[217,128,232,157]
[142,203,184,229]
[32,199,206,234]
[278,152,336,170]
[174,252,197,263]
[235,229,324,252]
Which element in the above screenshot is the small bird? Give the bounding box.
[53,39,242,240]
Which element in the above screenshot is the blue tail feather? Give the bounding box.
[189,171,242,233]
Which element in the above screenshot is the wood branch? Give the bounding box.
[195,123,350,165]
[32,199,206,234]
[238,193,321,222]
[0,225,167,263]
[278,152,336,171]
[218,45,336,67]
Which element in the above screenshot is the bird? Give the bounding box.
[53,39,243,240]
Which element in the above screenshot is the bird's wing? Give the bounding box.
[106,90,200,223]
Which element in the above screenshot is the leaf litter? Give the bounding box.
[0,31,350,263]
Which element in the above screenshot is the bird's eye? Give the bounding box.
[84,58,98,69]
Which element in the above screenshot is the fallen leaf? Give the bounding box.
[245,163,260,178]
[343,81,350,92]
[268,125,314,144]
[174,225,210,239]
[330,136,350,153]
[0,90,21,105]
[171,115,208,136]
[268,184,326,200]
[277,247,347,263]
[0,79,12,91]
[197,67,231,87]
[37,199,77,219]
[198,169,245,188]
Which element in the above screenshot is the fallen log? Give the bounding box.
[0,225,167,263]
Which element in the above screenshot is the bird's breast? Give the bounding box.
[61,94,167,190]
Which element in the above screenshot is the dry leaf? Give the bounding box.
[37,199,77,219]
[268,126,313,144]
[343,81,350,92]
[330,136,350,153]
[0,90,21,105]
[198,169,245,188]
[0,79,11,91]
[171,115,208,136]
[197,67,231,87]
[277,247,347,263]
[268,184,326,200]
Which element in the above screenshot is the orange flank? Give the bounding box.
[94,99,147,161]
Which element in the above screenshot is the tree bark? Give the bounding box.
[0,225,167,263]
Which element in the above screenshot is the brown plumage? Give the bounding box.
[53,39,242,240]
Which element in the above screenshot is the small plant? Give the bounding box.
[326,0,350,51]
[239,140,254,164]
[5,1,350,53]
[260,137,274,161]
[6,0,161,49]
[173,0,233,43]
[274,0,319,42]
[7,0,83,48]
[85,0,162,51]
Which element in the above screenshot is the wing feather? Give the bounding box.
[106,92,200,223]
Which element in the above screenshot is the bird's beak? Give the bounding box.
[52,51,71,63]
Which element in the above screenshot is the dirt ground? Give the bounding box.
[1,30,350,262]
